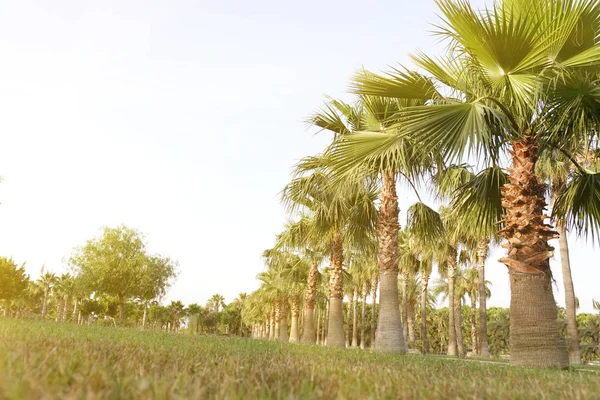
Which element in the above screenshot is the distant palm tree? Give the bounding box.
[208,294,225,314]
[37,272,57,319]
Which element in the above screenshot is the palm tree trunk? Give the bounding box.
[374,170,406,353]
[346,293,353,347]
[327,230,345,348]
[477,238,490,358]
[470,295,478,356]
[316,306,321,345]
[41,287,49,319]
[352,288,359,347]
[557,220,581,365]
[408,308,415,345]
[289,295,300,342]
[420,271,430,354]
[370,275,378,348]
[301,260,319,343]
[360,283,367,349]
[324,299,330,346]
[62,295,69,322]
[279,300,289,342]
[401,272,409,346]
[455,297,466,358]
[56,301,62,322]
[274,303,281,341]
[447,250,458,356]
[498,137,568,368]
[72,299,78,324]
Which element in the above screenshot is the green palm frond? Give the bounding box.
[450,166,508,239]
[407,202,445,245]
[351,67,440,100]
[399,102,507,164]
[553,169,600,241]
[431,164,474,201]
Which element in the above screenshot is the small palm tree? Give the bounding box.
[37,271,57,319]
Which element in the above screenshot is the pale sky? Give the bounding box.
[0,0,597,313]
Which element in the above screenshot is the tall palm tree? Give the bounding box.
[346,0,600,368]
[283,166,378,348]
[321,96,435,353]
[208,294,225,314]
[537,151,586,364]
[37,272,57,319]
[274,215,325,344]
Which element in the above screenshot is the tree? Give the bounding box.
[70,226,162,325]
[37,272,57,319]
[283,165,378,348]
[0,257,29,317]
[344,0,600,368]
[207,294,225,314]
[137,255,178,329]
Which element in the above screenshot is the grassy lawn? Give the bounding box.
[0,319,598,399]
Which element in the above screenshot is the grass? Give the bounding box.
[0,319,598,399]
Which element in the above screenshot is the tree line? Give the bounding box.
[242,0,600,369]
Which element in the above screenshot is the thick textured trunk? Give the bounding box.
[470,296,478,355]
[408,308,415,344]
[327,230,345,348]
[370,275,378,348]
[401,273,409,345]
[556,220,581,365]
[477,239,490,358]
[375,271,407,353]
[420,272,430,354]
[360,284,367,349]
[455,298,466,358]
[279,301,289,342]
[447,250,458,356]
[41,288,49,319]
[301,260,319,343]
[289,296,300,342]
[374,171,406,353]
[352,289,358,347]
[498,137,568,368]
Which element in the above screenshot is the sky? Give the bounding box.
[0,0,598,313]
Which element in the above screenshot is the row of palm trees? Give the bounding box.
[245,0,600,368]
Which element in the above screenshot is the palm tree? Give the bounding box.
[37,271,57,319]
[347,0,600,368]
[274,215,325,344]
[283,165,378,348]
[187,303,203,334]
[167,301,186,332]
[208,294,225,314]
[537,152,585,364]
[320,96,439,353]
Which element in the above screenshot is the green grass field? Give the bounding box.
[0,319,598,399]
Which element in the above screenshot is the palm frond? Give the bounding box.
[553,169,600,241]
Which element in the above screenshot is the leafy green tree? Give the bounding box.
[0,257,29,317]
[138,255,178,329]
[70,226,174,325]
